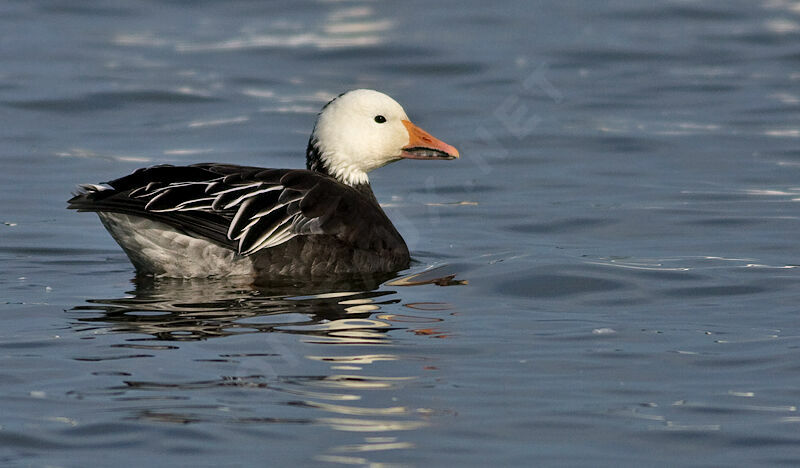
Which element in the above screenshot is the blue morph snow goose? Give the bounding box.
[68,89,460,278]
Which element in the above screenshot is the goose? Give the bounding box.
[68,89,459,278]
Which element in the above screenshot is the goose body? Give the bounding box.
[68,90,459,278]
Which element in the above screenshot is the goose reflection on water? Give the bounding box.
[73,273,400,342]
[68,266,464,463]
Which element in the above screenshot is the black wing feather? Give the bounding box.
[67,163,403,257]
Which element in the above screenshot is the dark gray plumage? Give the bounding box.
[68,164,410,277]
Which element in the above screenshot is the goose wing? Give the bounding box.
[68,164,400,255]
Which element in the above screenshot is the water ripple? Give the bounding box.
[5,90,219,113]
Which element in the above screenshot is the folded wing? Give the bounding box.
[68,164,399,256]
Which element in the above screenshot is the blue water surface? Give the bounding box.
[2,1,800,466]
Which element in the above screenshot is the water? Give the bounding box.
[2,0,800,465]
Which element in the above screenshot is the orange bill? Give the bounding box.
[400,120,460,160]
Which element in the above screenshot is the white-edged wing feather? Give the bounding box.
[131,178,306,255]
[68,164,403,263]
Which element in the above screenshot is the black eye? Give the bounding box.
[374,115,386,124]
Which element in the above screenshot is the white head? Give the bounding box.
[307,89,459,186]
